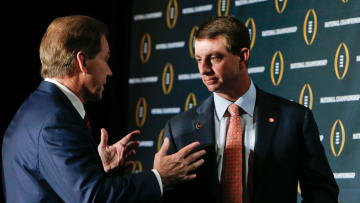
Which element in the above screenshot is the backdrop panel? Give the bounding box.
[127,1,360,202]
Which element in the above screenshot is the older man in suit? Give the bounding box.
[2,15,205,202]
[162,16,339,203]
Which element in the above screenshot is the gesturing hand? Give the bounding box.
[98,128,140,173]
[153,137,206,188]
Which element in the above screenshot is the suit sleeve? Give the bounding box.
[38,113,161,203]
[299,109,339,203]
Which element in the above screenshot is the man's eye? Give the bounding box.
[210,55,222,62]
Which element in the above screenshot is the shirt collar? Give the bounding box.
[44,78,86,119]
[214,80,256,119]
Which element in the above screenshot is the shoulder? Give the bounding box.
[256,87,309,115]
[167,95,213,124]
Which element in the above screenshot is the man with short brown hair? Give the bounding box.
[162,16,338,203]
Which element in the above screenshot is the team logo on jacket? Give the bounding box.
[303,9,318,46]
[139,33,151,64]
[217,0,230,16]
[162,63,174,95]
[334,42,350,80]
[330,120,346,158]
[135,97,147,127]
[166,0,178,29]
[275,0,287,14]
[299,84,313,110]
[189,26,199,58]
[185,92,197,111]
[270,51,284,86]
[245,18,256,50]
[157,129,165,151]
[132,160,143,174]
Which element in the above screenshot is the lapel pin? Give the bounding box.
[195,122,202,130]
[268,117,275,123]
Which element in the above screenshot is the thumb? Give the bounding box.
[159,137,170,156]
[99,128,108,149]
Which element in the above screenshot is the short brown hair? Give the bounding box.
[195,16,250,55]
[39,15,108,78]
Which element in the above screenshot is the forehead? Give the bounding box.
[194,36,228,55]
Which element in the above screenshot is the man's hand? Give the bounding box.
[153,137,206,188]
[98,128,140,173]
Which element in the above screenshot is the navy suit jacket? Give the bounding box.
[162,87,338,203]
[2,81,161,203]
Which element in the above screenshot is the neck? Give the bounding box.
[50,77,85,103]
[216,75,251,102]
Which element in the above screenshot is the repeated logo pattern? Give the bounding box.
[129,2,360,202]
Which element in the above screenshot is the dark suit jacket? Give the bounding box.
[162,87,338,203]
[2,81,161,203]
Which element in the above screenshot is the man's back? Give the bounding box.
[2,82,82,202]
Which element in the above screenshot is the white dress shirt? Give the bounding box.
[214,80,257,189]
[44,78,164,195]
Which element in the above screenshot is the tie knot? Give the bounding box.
[228,103,240,116]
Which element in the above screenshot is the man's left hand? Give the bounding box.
[98,128,140,173]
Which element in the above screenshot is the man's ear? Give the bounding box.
[76,51,87,74]
[240,48,250,62]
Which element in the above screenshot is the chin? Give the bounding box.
[205,84,219,92]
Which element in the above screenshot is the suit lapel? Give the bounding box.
[192,96,215,149]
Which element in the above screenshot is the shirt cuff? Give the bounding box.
[151,169,163,196]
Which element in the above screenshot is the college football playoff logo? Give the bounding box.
[189,26,199,58]
[162,63,174,95]
[217,0,230,16]
[334,42,350,80]
[135,97,147,127]
[139,33,151,64]
[185,92,197,111]
[157,129,165,151]
[275,0,287,14]
[270,51,284,86]
[132,160,143,174]
[303,9,318,46]
[245,18,256,50]
[166,0,178,29]
[299,84,313,110]
[330,120,346,158]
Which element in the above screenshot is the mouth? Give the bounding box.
[203,77,218,85]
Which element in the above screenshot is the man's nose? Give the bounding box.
[107,66,113,77]
[198,60,211,75]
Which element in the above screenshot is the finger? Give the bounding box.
[182,174,197,182]
[99,128,108,149]
[186,159,205,173]
[177,141,200,158]
[159,137,170,156]
[120,130,140,145]
[125,149,136,161]
[184,149,206,164]
[125,141,140,152]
